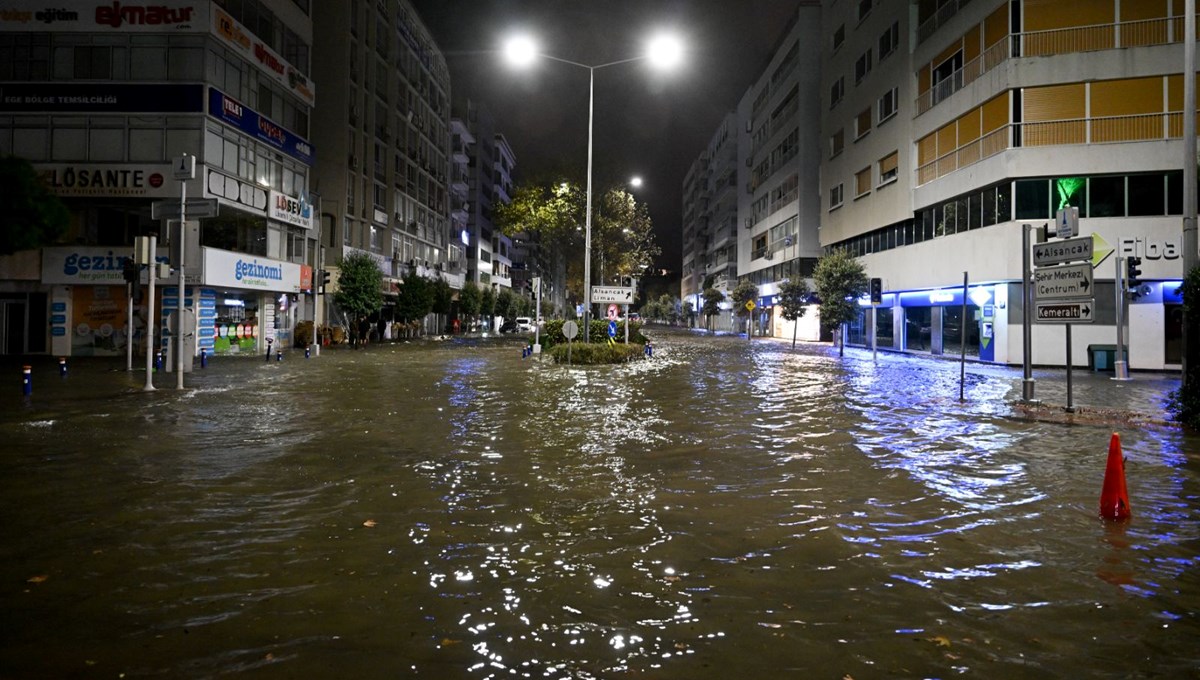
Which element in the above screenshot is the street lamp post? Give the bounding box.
[505,34,681,342]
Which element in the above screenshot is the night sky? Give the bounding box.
[409,0,804,272]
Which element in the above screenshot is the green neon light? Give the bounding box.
[1055,177,1084,210]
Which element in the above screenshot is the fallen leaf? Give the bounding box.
[26,575,48,584]
[265,653,274,661]
[674,642,688,650]
[926,635,951,648]
[843,675,855,680]
[362,519,377,528]
[441,638,462,647]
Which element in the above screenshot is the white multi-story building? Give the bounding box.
[683,0,1189,370]
[0,0,317,358]
[451,101,516,294]
[822,0,1191,370]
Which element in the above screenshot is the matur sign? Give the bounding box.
[592,286,633,303]
[1033,262,1093,300]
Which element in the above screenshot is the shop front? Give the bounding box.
[199,247,304,355]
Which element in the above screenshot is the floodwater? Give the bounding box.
[0,329,1197,679]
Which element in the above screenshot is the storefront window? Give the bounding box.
[904,307,932,352]
[212,295,259,354]
[876,307,894,348]
[943,304,981,358]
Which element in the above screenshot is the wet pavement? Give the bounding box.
[0,328,1197,678]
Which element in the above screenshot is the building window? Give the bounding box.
[829,129,844,158]
[830,76,844,109]
[879,21,899,61]
[830,183,844,210]
[833,24,845,52]
[857,0,873,23]
[855,167,872,197]
[878,151,899,186]
[878,87,898,123]
[855,107,872,139]
[855,49,872,84]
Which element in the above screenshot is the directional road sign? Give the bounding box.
[1032,235,1093,267]
[151,198,218,220]
[591,286,634,304]
[1033,262,1094,300]
[1034,300,1095,323]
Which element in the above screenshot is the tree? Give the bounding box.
[396,271,434,336]
[730,279,759,337]
[480,286,496,329]
[496,288,516,323]
[333,252,384,347]
[777,278,812,350]
[702,288,724,334]
[0,156,69,255]
[813,249,870,356]
[459,281,482,330]
[493,180,661,306]
[430,276,453,334]
[641,299,663,322]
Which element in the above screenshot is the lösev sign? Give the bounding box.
[1033,262,1094,300]
[268,190,314,229]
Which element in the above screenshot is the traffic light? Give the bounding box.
[318,270,331,294]
[869,277,882,305]
[1125,256,1142,289]
[123,259,140,285]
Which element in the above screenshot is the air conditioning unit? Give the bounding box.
[745,120,752,133]
[745,157,752,167]
[349,154,358,168]
[764,251,774,260]
[744,218,753,229]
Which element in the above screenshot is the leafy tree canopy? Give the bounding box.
[396,270,434,323]
[431,277,453,316]
[702,288,724,317]
[813,249,870,334]
[778,278,811,322]
[459,281,482,318]
[333,252,384,323]
[0,156,69,255]
[730,279,759,318]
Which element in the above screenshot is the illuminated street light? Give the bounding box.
[629,176,643,188]
[505,32,683,340]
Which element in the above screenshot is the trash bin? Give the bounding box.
[1087,344,1125,371]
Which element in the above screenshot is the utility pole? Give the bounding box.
[1183,0,1197,389]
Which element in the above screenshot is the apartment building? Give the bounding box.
[821,0,1190,370]
[738,4,824,340]
[0,0,317,358]
[310,0,459,334]
[680,3,823,336]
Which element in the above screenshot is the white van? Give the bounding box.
[515,317,534,332]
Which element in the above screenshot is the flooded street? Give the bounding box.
[1,328,1197,678]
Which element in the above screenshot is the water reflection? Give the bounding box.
[0,331,1196,678]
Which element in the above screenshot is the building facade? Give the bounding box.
[0,0,317,358]
[822,0,1191,370]
[310,0,459,334]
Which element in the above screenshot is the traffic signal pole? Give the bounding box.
[1114,256,1130,381]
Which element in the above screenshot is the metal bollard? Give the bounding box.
[155,352,163,371]
[265,339,273,363]
[59,357,67,377]
[22,365,32,396]
[276,350,282,362]
[200,347,207,368]
[304,346,310,359]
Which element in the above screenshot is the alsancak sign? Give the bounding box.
[203,247,301,293]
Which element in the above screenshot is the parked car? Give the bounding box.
[499,319,518,333]
[515,317,534,332]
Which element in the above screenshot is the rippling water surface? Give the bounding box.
[1,329,1197,678]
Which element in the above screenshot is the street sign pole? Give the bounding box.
[871,305,877,363]
[143,235,157,392]
[1021,224,1036,402]
[174,153,195,390]
[1066,323,1074,412]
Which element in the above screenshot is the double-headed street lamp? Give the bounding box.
[504,33,682,340]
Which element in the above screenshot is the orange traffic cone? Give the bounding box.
[1098,432,1131,521]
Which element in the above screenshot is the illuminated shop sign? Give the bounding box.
[37,163,184,198]
[211,7,315,106]
[41,246,168,284]
[0,1,206,32]
[268,190,314,229]
[203,247,301,293]
[0,83,203,113]
[207,88,314,165]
